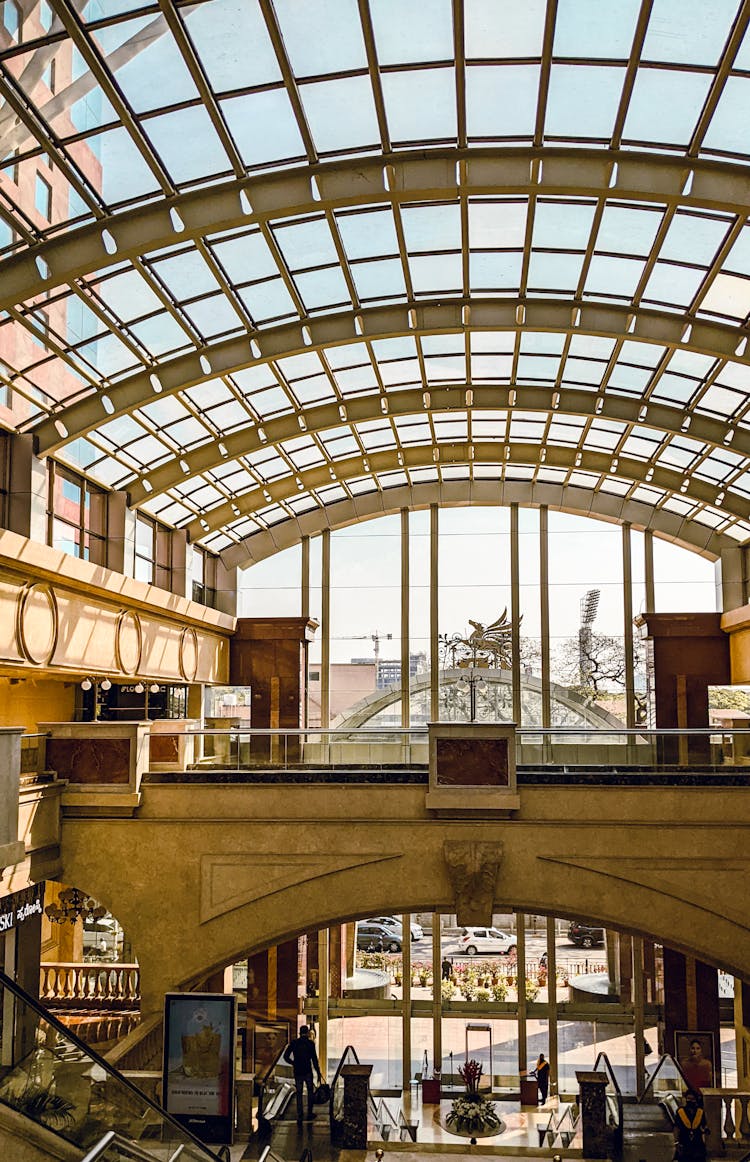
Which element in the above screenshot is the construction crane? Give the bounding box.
[349,631,393,662]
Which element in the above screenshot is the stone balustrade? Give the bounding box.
[40,961,140,1009]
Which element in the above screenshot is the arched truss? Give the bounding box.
[220,480,731,571]
[332,669,627,731]
[6,148,750,311]
[5,2,750,564]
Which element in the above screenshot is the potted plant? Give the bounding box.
[446,1060,503,1135]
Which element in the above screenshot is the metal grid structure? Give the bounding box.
[4,0,750,565]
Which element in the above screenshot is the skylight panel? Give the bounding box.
[596,205,663,257]
[562,357,607,386]
[585,254,645,299]
[140,396,192,425]
[659,212,730,266]
[294,266,351,311]
[532,200,597,250]
[300,76,381,153]
[332,366,379,395]
[381,68,457,141]
[471,354,513,378]
[78,332,136,377]
[147,107,231,185]
[220,90,306,167]
[470,251,523,291]
[519,332,565,355]
[703,77,750,156]
[153,250,221,301]
[130,313,191,357]
[424,354,465,380]
[370,0,454,64]
[722,225,750,275]
[641,0,738,66]
[466,65,540,138]
[516,354,558,380]
[700,273,750,319]
[336,209,400,259]
[464,0,546,58]
[694,383,746,417]
[607,363,654,393]
[237,280,297,322]
[94,126,162,205]
[553,0,640,59]
[371,336,418,360]
[274,218,339,269]
[288,376,338,405]
[469,201,527,248]
[403,202,462,251]
[527,250,585,292]
[244,386,291,418]
[408,253,463,294]
[622,69,713,146]
[95,14,200,114]
[166,417,211,448]
[545,65,626,139]
[275,0,367,75]
[203,400,252,432]
[127,434,173,467]
[379,358,422,385]
[94,268,163,322]
[182,296,243,338]
[185,0,281,89]
[642,263,706,309]
[649,371,700,405]
[210,231,279,283]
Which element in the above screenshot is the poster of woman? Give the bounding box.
[676,1032,715,1093]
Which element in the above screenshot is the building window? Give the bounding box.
[38,0,52,32]
[48,462,107,565]
[34,173,52,220]
[1,0,21,40]
[192,546,218,608]
[135,513,173,590]
[42,60,55,93]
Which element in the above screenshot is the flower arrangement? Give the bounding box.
[445,1060,503,1135]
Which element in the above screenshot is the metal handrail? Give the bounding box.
[0,967,223,1162]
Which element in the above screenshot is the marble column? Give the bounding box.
[342,1063,373,1148]
[576,1071,610,1159]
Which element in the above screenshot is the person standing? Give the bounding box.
[283,1024,323,1124]
[533,1053,550,1104]
[675,1091,709,1162]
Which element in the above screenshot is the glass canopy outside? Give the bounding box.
[3,0,750,562]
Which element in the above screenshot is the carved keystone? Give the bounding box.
[444,840,503,926]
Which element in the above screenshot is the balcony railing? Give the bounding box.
[142,726,750,776]
[40,963,140,1009]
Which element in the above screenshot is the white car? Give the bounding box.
[365,915,424,941]
[457,927,517,956]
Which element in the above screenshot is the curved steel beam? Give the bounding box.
[188,440,744,544]
[5,145,750,310]
[130,384,747,507]
[33,297,746,456]
[219,477,733,571]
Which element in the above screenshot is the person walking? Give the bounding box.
[283,1024,323,1124]
[533,1053,550,1104]
[675,1091,709,1162]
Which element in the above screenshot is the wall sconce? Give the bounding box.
[101,678,112,691]
[80,677,92,691]
[134,682,145,694]
[149,683,160,694]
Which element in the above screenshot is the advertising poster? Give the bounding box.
[163,992,236,1144]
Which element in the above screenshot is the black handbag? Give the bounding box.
[314,1082,331,1105]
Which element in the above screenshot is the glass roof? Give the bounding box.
[2,0,750,559]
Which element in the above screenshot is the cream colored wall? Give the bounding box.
[57,779,750,1015]
[0,677,74,732]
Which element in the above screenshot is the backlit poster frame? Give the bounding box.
[163,991,236,1145]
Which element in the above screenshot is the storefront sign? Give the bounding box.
[0,884,44,933]
[163,992,236,1145]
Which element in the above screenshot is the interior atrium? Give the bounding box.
[3,1,750,1160]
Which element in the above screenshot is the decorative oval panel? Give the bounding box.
[179,626,199,683]
[16,583,58,665]
[115,610,143,675]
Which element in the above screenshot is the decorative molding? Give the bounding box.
[444,840,504,926]
[15,582,58,665]
[115,609,143,675]
[179,625,199,683]
[199,851,400,924]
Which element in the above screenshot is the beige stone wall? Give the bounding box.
[57,779,750,1014]
[0,529,233,685]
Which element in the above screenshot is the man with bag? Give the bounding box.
[284,1024,323,1124]
[674,1091,709,1162]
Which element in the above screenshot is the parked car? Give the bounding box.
[457,927,517,956]
[365,915,424,941]
[567,921,605,948]
[356,922,402,952]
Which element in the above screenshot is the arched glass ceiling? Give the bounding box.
[3,0,750,559]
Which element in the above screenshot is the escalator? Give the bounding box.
[0,967,227,1161]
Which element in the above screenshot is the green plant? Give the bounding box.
[460,979,477,1001]
[441,978,456,1001]
[3,1083,76,1130]
[525,977,540,1002]
[492,978,508,1001]
[475,986,491,1002]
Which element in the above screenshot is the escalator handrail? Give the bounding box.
[592,1051,623,1095]
[329,1044,362,1126]
[0,967,224,1162]
[639,1053,692,1102]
